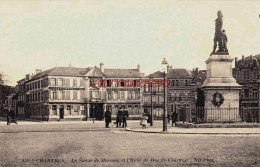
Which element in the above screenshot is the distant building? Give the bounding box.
[16,78,26,117]
[143,58,197,120]
[167,68,195,113]
[234,54,260,107]
[104,66,143,118]
[143,71,165,117]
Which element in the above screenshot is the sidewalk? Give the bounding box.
[0,120,106,126]
[126,126,260,135]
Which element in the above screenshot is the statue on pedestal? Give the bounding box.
[212,10,228,54]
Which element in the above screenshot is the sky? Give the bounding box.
[0,0,259,86]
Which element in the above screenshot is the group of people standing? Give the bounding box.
[116,107,129,128]
[104,107,179,128]
[104,107,129,128]
[5,107,18,125]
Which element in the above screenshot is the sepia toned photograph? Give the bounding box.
[0,0,259,166]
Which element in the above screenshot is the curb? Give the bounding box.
[125,128,260,135]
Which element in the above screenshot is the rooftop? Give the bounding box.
[167,69,192,79]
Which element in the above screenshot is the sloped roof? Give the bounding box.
[147,71,164,78]
[244,54,260,60]
[236,54,260,69]
[31,67,92,80]
[167,69,192,79]
[104,69,142,78]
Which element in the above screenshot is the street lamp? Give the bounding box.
[92,105,95,123]
[150,81,154,126]
[163,71,167,131]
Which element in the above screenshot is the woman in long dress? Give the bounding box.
[140,114,148,129]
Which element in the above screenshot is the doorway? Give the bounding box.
[59,107,64,119]
[90,104,104,120]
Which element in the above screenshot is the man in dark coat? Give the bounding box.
[171,111,178,126]
[104,108,112,128]
[6,107,11,125]
[167,113,171,124]
[116,108,123,128]
[122,107,129,128]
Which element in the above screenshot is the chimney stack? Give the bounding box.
[100,62,104,73]
[195,67,199,75]
[36,69,42,74]
[137,64,140,72]
[167,64,170,72]
[25,74,31,81]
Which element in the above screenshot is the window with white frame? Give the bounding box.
[58,78,63,86]
[51,78,56,86]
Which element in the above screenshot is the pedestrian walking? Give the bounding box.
[116,107,123,128]
[6,106,11,125]
[171,111,178,126]
[140,113,148,129]
[147,112,151,124]
[104,108,112,128]
[167,112,171,124]
[122,107,129,128]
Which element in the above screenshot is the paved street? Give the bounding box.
[0,121,260,167]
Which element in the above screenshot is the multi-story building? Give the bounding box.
[104,65,144,118]
[16,78,26,117]
[234,54,260,107]
[13,63,144,120]
[143,71,165,117]
[167,68,195,113]
[143,58,196,119]
[10,58,199,121]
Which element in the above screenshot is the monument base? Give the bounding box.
[203,89,241,122]
[201,54,242,122]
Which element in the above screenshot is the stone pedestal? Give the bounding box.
[201,54,242,122]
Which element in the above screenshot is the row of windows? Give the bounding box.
[90,79,139,88]
[51,105,84,111]
[107,91,140,100]
[243,89,258,99]
[170,80,189,87]
[27,78,48,91]
[144,96,164,104]
[50,78,84,87]
[170,91,189,100]
[18,95,26,102]
[29,91,48,103]
[29,105,48,117]
[237,70,260,81]
[50,90,84,100]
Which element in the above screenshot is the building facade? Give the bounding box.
[10,58,198,121]
[12,63,144,120]
[143,71,165,118]
[234,54,260,107]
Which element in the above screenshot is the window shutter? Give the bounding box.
[62,90,65,99]
[80,79,84,87]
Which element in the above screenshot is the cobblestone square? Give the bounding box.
[1,121,259,167]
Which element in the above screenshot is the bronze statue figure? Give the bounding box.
[212,10,228,54]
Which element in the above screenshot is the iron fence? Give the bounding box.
[179,107,260,124]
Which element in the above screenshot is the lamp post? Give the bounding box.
[84,98,88,121]
[163,71,167,131]
[92,105,95,123]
